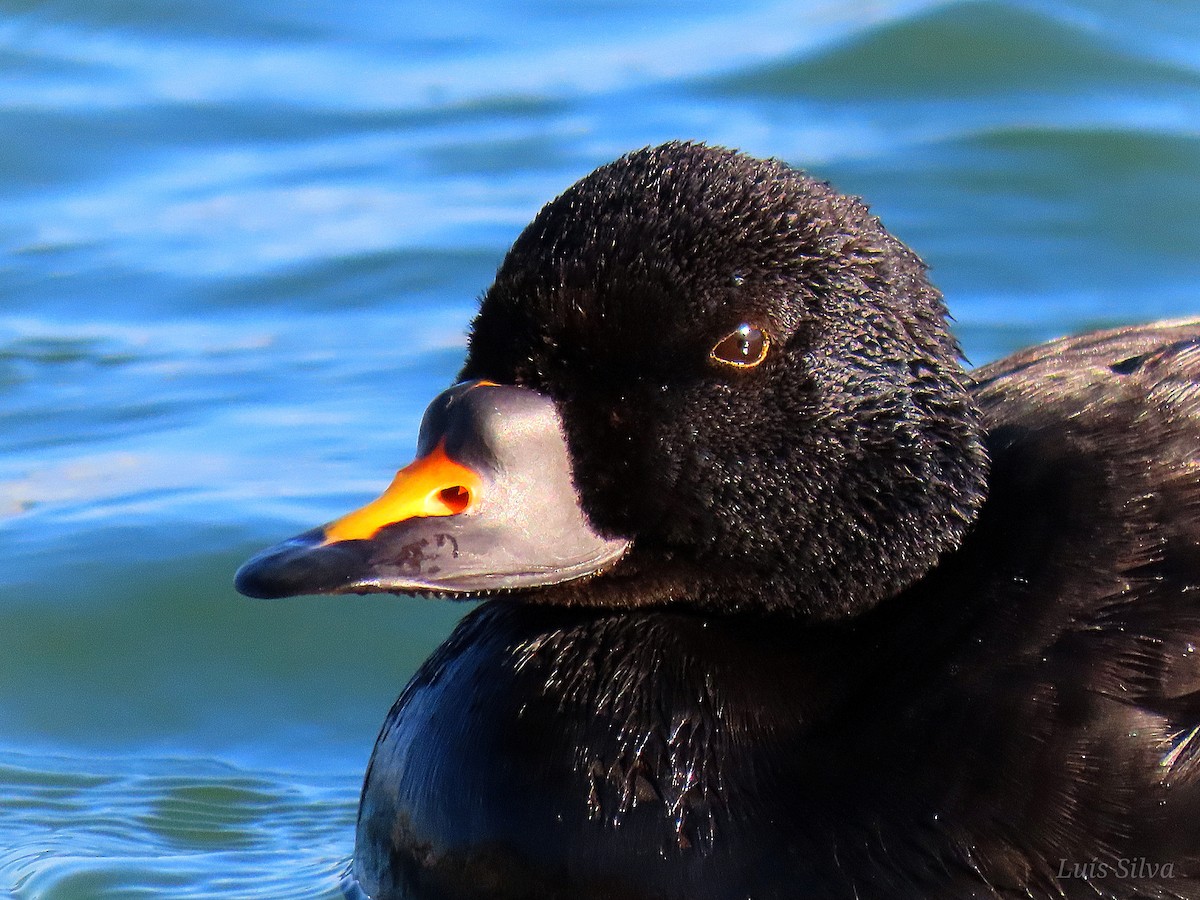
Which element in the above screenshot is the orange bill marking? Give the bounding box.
[322,440,482,544]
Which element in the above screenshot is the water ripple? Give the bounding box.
[0,752,353,899]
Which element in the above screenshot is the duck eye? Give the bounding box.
[710,324,770,369]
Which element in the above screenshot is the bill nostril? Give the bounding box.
[437,485,472,514]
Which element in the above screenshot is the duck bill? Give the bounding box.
[234,381,630,600]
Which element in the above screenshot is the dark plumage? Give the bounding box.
[462,144,987,620]
[239,143,1200,899]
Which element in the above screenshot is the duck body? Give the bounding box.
[234,144,1200,899]
[355,326,1200,900]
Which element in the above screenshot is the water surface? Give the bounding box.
[3,0,1199,895]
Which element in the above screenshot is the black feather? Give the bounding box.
[353,144,1200,899]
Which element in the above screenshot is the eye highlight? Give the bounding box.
[710,323,770,369]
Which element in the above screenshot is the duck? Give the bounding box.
[235,142,1200,900]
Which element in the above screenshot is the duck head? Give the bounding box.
[236,142,988,620]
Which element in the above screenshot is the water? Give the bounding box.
[2,0,1199,895]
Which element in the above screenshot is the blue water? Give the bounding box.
[3,0,1199,895]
